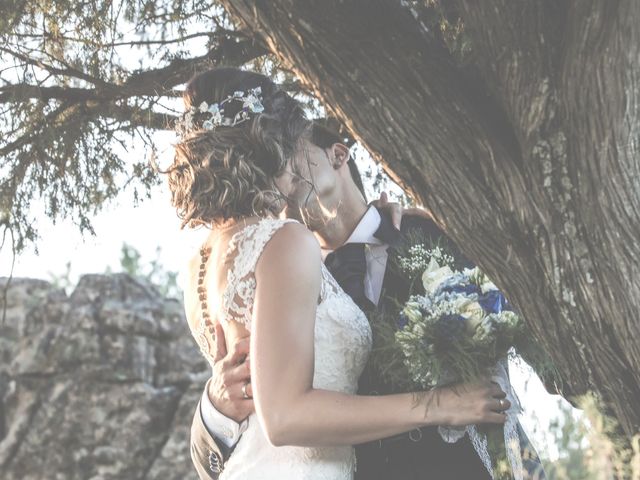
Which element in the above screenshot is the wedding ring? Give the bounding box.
[499,398,506,410]
[408,428,423,442]
[242,381,252,399]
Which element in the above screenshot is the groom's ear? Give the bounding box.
[330,143,350,170]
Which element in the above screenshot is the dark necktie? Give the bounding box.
[324,243,375,313]
[372,208,402,246]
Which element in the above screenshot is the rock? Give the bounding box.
[0,274,209,479]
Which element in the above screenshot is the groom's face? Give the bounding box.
[275,139,344,230]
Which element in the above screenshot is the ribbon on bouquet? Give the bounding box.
[437,357,525,480]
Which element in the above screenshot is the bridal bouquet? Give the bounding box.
[372,240,555,480]
[395,255,528,388]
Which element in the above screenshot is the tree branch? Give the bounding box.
[9,30,220,47]
[109,36,267,96]
[0,84,97,103]
[0,46,111,87]
[97,103,175,131]
[0,34,268,105]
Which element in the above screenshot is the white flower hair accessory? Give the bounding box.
[175,86,264,137]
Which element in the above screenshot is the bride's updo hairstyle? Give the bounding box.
[168,67,311,228]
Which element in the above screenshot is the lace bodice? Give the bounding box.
[193,217,372,479]
[193,218,296,367]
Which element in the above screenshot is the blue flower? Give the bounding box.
[478,290,509,314]
[397,312,409,330]
[441,283,481,295]
[433,314,466,346]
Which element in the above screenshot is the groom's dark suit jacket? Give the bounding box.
[349,213,492,480]
[190,213,492,480]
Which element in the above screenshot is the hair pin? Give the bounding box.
[175,86,264,138]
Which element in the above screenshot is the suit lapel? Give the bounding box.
[377,213,443,312]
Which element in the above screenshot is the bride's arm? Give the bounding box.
[252,223,507,447]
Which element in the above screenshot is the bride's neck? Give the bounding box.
[205,215,263,247]
[214,215,260,230]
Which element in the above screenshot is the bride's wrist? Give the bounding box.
[411,390,447,427]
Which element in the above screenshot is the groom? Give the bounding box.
[190,123,543,479]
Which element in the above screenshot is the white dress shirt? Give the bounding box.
[200,378,249,448]
[322,206,388,305]
[201,206,388,445]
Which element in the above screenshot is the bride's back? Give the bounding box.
[184,219,261,365]
[184,217,372,480]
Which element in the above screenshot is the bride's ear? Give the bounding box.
[330,143,350,170]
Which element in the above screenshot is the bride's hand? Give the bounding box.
[430,380,510,426]
[370,191,433,229]
[208,323,255,423]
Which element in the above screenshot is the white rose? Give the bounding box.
[478,273,499,294]
[421,257,454,294]
[460,301,485,333]
[461,300,484,319]
[452,296,472,310]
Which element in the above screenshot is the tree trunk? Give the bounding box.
[219,0,640,438]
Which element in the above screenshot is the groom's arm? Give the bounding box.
[190,398,228,479]
[190,388,249,479]
[199,330,254,442]
[199,379,249,449]
[190,326,254,478]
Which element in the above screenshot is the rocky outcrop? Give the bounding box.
[0,274,210,480]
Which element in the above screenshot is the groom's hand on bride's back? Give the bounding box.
[208,323,255,423]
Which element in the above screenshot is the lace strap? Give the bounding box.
[319,262,341,302]
[220,218,298,329]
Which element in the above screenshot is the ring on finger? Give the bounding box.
[499,398,506,410]
[242,381,252,399]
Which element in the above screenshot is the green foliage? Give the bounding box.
[406,0,473,64]
[576,394,640,480]
[0,0,229,255]
[46,242,181,298]
[47,259,73,292]
[542,401,598,480]
[0,0,411,263]
[528,393,640,480]
[0,0,329,260]
[114,242,181,298]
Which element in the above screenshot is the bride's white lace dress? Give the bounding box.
[193,218,372,479]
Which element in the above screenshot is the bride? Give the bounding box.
[167,67,510,479]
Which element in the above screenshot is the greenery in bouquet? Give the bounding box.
[369,234,558,480]
[371,233,558,393]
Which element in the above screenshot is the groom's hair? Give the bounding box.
[309,122,367,201]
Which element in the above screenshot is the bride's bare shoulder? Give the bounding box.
[257,221,321,274]
[268,221,319,255]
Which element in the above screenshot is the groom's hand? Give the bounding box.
[207,323,255,423]
[371,191,434,229]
